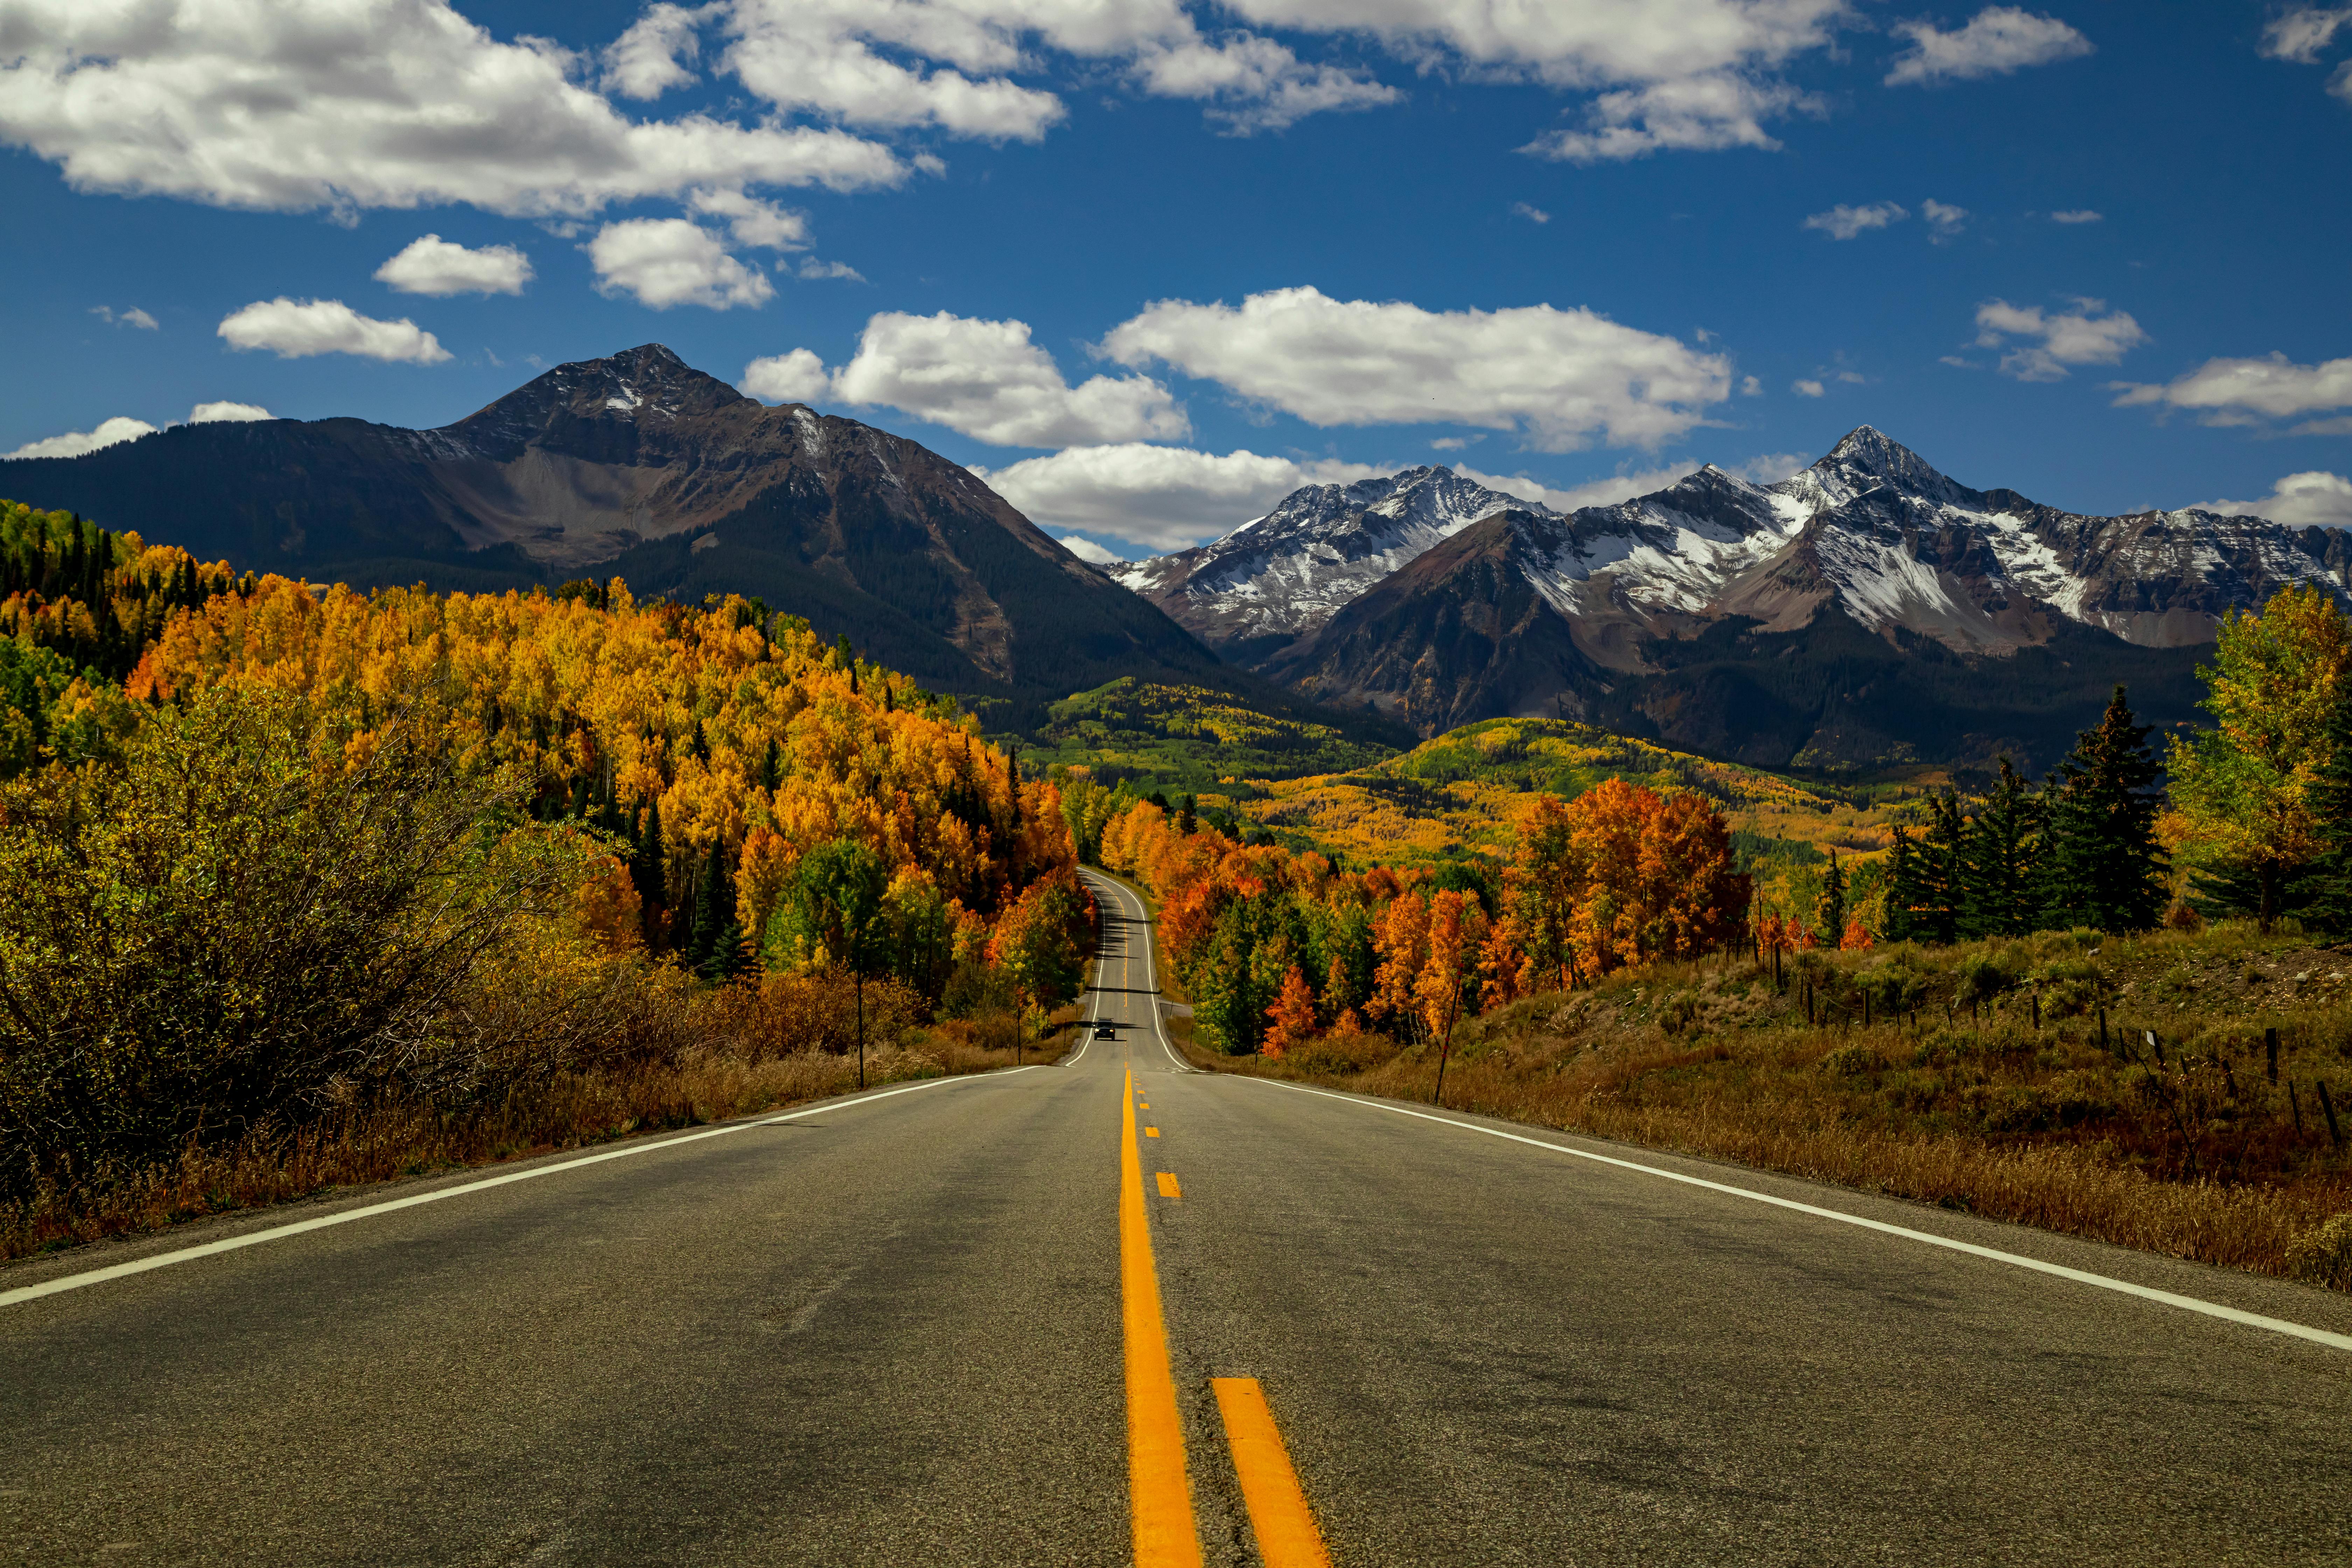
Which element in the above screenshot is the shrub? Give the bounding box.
[2287,1213,2352,1291]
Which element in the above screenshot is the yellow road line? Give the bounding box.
[1146,1127,1161,1138]
[1157,1172,1182,1199]
[1212,1378,1332,1568]
[1122,1067,1202,1567]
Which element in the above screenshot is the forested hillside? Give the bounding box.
[0,499,1094,1256]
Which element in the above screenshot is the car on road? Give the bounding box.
[1094,1022,1116,1038]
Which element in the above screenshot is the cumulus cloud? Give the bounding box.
[1521,74,1818,162]
[1511,202,1550,224]
[0,0,907,220]
[829,313,1187,447]
[1129,33,1399,131]
[1101,286,1729,451]
[1740,374,1763,396]
[1792,378,1826,397]
[2111,351,2352,428]
[604,2,709,98]
[4,415,159,460]
[1885,7,2093,86]
[973,444,1383,552]
[2260,7,2352,63]
[2,398,273,460]
[375,234,533,296]
[588,219,773,310]
[218,298,451,363]
[1053,533,1125,565]
[1972,297,2147,381]
[2050,209,2103,224]
[90,304,158,329]
[797,258,867,281]
[1922,198,1968,240]
[688,188,810,250]
[739,348,833,404]
[1804,201,1907,240]
[2194,470,2352,528]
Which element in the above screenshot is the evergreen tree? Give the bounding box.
[690,718,709,764]
[1816,852,1847,942]
[2295,673,2352,933]
[1906,795,1969,944]
[1178,794,1197,836]
[1962,757,2047,937]
[631,798,667,950]
[1883,826,1923,942]
[2046,685,2168,932]
[759,738,780,792]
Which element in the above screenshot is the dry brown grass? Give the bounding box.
[2,995,1070,1265]
[1188,924,2352,1292]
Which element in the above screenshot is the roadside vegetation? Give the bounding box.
[0,501,1091,1261]
[1146,584,2352,1296]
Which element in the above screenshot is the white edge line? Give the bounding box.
[3,1069,1030,1311]
[1244,1076,2352,1355]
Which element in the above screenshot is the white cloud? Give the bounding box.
[2111,352,2352,427]
[1459,449,1813,512]
[218,298,451,363]
[1511,202,1551,224]
[0,0,907,220]
[604,2,709,99]
[740,348,833,404]
[2260,7,2352,63]
[1129,33,1399,132]
[1803,201,1907,240]
[687,188,809,250]
[188,401,272,423]
[974,443,1382,552]
[1921,198,1968,240]
[1101,285,1729,451]
[826,312,1187,447]
[4,415,158,460]
[1521,73,1817,162]
[1885,7,2093,86]
[2049,209,2103,224]
[2194,471,2352,529]
[1972,297,2146,381]
[1054,533,1125,565]
[1739,374,1763,396]
[90,304,158,329]
[374,234,533,297]
[1792,378,1826,397]
[796,258,867,281]
[587,219,773,310]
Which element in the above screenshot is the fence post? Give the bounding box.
[2322,1080,2345,1150]
[2290,1079,2305,1136]
[2266,1027,2279,1085]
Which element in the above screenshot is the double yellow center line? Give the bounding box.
[1121,1067,1331,1568]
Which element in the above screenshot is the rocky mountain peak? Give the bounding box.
[1809,425,1976,509]
[440,343,754,462]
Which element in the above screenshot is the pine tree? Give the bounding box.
[1884,826,1922,941]
[2295,674,2352,933]
[1178,794,1197,836]
[1909,796,1968,944]
[2047,685,2168,932]
[688,845,726,970]
[1962,757,2047,937]
[759,738,780,792]
[631,799,667,950]
[1816,852,1847,941]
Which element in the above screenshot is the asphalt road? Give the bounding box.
[6,867,2352,1566]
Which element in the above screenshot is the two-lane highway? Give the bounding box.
[6,869,2352,1565]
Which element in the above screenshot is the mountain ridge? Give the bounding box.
[1,344,1224,701]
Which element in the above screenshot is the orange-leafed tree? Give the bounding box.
[1840,918,1874,950]
[1262,965,1318,1058]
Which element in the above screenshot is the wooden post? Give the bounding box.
[2290,1079,2305,1136]
[2322,1080,2345,1150]
[2266,1027,2279,1085]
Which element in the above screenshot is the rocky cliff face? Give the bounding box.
[1262,428,2352,768]
[2,345,1221,696]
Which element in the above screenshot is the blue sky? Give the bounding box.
[3,0,2350,561]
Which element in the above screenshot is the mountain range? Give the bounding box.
[1,345,1221,703]
[1120,427,2352,771]
[12,345,2341,775]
